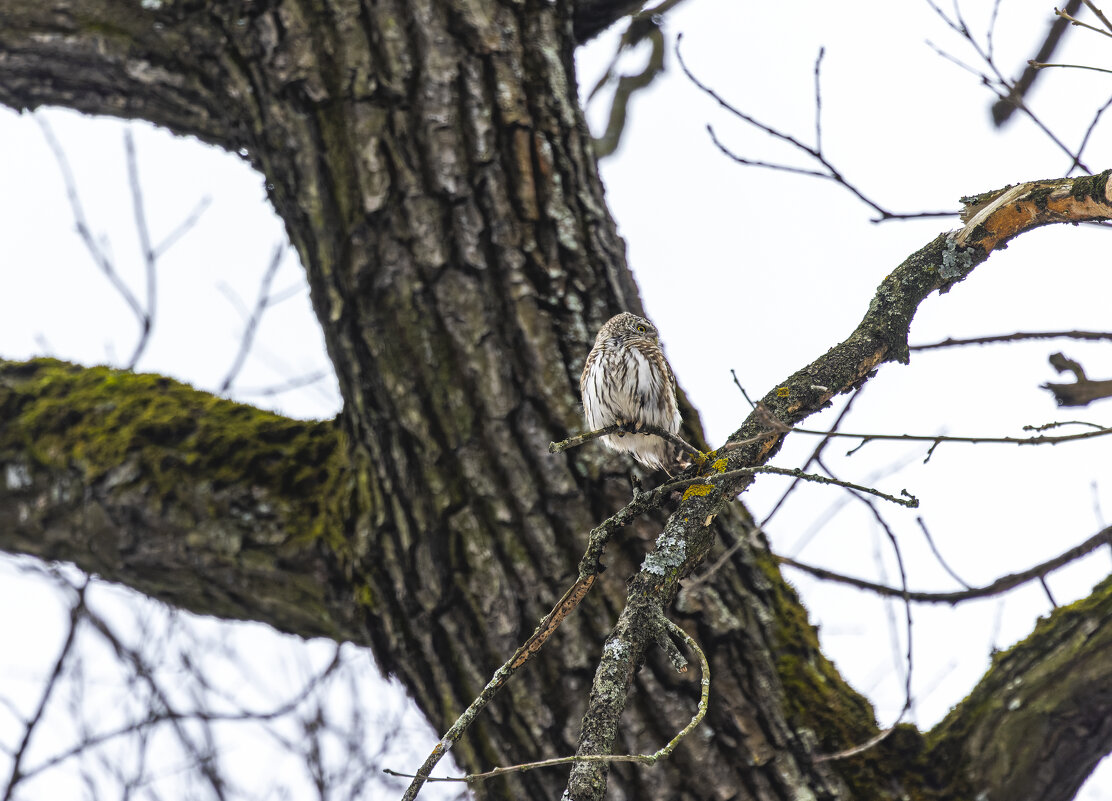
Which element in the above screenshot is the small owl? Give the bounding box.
[580,312,681,470]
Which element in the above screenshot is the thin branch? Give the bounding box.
[794,421,1112,452]
[990,0,1084,125]
[37,117,148,343]
[868,492,913,718]
[1056,8,1112,37]
[233,370,332,398]
[789,447,925,555]
[760,389,864,527]
[778,524,1112,604]
[658,465,919,508]
[1076,94,1112,168]
[911,330,1112,350]
[818,457,915,720]
[813,47,825,154]
[1081,0,1112,33]
[123,129,156,369]
[386,619,708,788]
[219,243,286,393]
[677,35,959,223]
[152,195,213,258]
[18,639,344,783]
[1030,60,1112,75]
[1038,575,1059,608]
[730,369,758,410]
[924,0,1090,172]
[589,11,668,159]
[2,581,87,801]
[916,517,971,590]
[549,421,705,462]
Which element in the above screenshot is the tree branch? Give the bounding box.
[778,524,1112,604]
[927,575,1112,801]
[566,170,1112,799]
[0,359,358,643]
[0,1,255,150]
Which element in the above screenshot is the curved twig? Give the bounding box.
[911,330,1112,350]
[387,618,708,786]
[778,524,1112,604]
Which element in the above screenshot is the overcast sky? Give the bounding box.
[2,0,1111,798]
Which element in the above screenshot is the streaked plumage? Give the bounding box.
[580,312,681,470]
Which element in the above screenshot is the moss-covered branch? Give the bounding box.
[0,359,359,642]
[926,576,1112,801]
[0,1,254,149]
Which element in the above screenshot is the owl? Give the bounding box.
[580,312,681,470]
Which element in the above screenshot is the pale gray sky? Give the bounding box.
[2,1,1111,797]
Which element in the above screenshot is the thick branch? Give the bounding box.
[0,359,358,642]
[928,576,1112,801]
[1044,352,1112,406]
[568,170,1112,798]
[0,1,254,149]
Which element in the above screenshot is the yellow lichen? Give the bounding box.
[681,483,714,501]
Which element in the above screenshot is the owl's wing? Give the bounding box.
[580,345,599,394]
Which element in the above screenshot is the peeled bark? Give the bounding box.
[2,2,1112,800]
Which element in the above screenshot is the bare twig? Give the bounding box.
[123,130,156,369]
[801,460,913,761]
[218,243,287,393]
[38,117,148,359]
[387,619,708,788]
[234,370,332,398]
[991,0,1084,125]
[925,0,1090,172]
[916,517,971,590]
[658,465,919,509]
[1030,60,1112,75]
[778,524,1112,604]
[813,47,825,154]
[1082,0,1112,32]
[153,195,213,258]
[677,35,959,223]
[588,6,670,158]
[794,421,1112,452]
[549,422,705,462]
[911,330,1112,350]
[37,118,213,370]
[760,389,864,527]
[730,369,758,410]
[1077,94,1112,169]
[3,581,87,801]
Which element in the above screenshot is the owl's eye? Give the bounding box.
[636,325,646,334]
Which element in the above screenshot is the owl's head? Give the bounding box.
[597,312,658,344]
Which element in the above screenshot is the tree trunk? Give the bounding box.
[2,3,1112,800]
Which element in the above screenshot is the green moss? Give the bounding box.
[0,358,350,555]
[923,575,1112,797]
[755,550,876,743]
[753,550,947,799]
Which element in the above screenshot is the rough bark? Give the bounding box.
[928,575,1112,801]
[0,360,357,641]
[2,3,1112,801]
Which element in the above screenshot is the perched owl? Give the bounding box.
[580,312,681,470]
